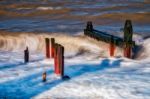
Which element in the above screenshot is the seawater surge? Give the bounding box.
[0,32,149,59]
[0,0,149,59]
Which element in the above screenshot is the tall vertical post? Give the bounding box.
[50,38,55,58]
[60,45,64,77]
[45,38,50,58]
[110,36,115,57]
[24,47,29,63]
[84,21,93,36]
[86,21,93,31]
[124,45,131,58]
[54,43,70,80]
[123,20,133,58]
[56,44,61,75]
[54,43,59,74]
[54,44,64,76]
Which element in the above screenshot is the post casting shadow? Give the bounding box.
[0,58,123,98]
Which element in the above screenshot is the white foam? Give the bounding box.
[36,7,62,10]
[0,33,149,60]
[0,34,150,98]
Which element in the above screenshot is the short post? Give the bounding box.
[24,47,29,63]
[45,38,50,58]
[50,38,55,58]
[123,20,133,58]
[110,36,115,57]
[42,72,46,82]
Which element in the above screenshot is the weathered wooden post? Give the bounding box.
[110,36,116,57]
[57,44,61,75]
[59,45,70,80]
[24,47,29,63]
[55,44,64,75]
[84,21,93,36]
[54,43,58,74]
[123,20,133,58]
[45,38,50,58]
[59,45,64,77]
[42,72,46,82]
[54,43,59,75]
[54,43,70,80]
[86,21,93,31]
[50,38,55,58]
[54,44,62,75]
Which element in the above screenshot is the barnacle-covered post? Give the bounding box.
[123,20,133,58]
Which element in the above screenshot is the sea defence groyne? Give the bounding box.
[84,20,136,58]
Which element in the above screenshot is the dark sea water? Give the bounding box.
[0,0,150,36]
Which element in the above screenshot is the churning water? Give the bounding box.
[0,0,149,59]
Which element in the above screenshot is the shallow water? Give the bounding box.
[0,0,149,35]
[0,2,150,98]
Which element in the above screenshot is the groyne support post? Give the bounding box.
[123,20,133,58]
[50,38,55,58]
[54,44,65,77]
[110,36,116,57]
[42,72,47,82]
[45,38,50,58]
[24,47,29,63]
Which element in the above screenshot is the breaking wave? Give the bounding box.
[135,37,150,60]
[0,32,121,58]
[0,31,149,60]
[36,7,62,10]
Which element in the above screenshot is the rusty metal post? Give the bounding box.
[45,38,50,58]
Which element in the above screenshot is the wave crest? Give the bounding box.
[0,32,148,59]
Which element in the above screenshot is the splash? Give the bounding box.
[0,32,148,59]
[136,37,150,60]
[0,32,116,58]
